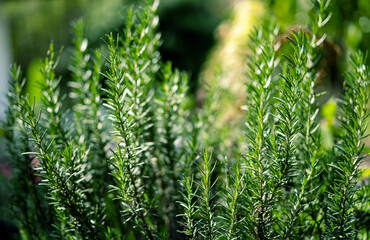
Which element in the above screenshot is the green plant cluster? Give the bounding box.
[3,0,369,239]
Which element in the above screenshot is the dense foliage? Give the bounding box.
[3,0,369,239]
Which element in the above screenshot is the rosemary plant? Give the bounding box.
[2,0,369,239]
[325,52,369,239]
[5,65,54,239]
[243,21,280,239]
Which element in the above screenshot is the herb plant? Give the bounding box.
[3,0,369,239]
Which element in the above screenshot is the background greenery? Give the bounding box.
[0,0,369,94]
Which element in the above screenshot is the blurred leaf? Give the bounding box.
[345,23,363,49]
[25,59,43,104]
[321,98,337,127]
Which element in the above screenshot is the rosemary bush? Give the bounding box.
[3,0,369,239]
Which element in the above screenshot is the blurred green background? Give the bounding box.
[0,0,369,98]
[0,0,369,238]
